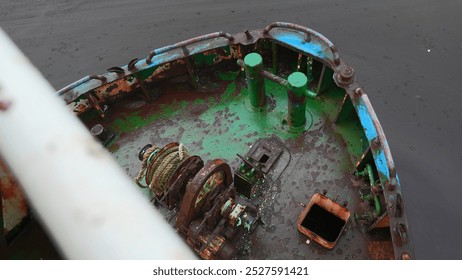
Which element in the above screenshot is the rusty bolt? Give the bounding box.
[337,66,355,85]
[387,177,397,192]
[372,137,381,149]
[0,100,12,111]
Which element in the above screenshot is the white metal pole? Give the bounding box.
[0,28,196,259]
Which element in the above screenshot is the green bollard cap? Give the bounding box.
[288,72,308,89]
[244,53,263,68]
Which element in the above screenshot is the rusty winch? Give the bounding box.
[135,142,258,259]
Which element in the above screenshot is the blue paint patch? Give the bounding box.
[272,32,330,60]
[356,100,391,180]
[357,102,378,141]
[374,149,390,179]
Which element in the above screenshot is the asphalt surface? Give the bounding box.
[1,0,461,259]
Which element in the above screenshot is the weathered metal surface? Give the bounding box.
[263,22,340,66]
[104,72,371,259]
[0,158,28,240]
[146,32,234,64]
[53,22,414,259]
[368,240,395,260]
[176,159,233,236]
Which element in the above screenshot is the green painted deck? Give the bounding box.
[79,67,389,259]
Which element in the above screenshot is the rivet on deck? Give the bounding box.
[287,72,308,128]
[243,53,266,108]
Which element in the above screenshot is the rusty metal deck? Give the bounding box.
[81,68,391,259]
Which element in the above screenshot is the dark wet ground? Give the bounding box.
[1,0,461,259]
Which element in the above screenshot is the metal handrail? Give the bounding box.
[57,74,107,95]
[146,31,234,64]
[263,22,340,66]
[360,93,397,180]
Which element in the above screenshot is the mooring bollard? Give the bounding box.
[287,72,308,128]
[244,53,266,108]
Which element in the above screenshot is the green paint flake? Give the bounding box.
[112,100,188,133]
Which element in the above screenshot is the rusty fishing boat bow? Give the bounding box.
[1,22,414,260]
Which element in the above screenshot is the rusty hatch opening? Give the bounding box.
[297,193,350,249]
[301,204,346,243]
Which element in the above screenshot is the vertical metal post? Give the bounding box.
[182,46,200,89]
[287,72,308,128]
[244,53,266,108]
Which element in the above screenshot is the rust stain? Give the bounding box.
[0,100,12,111]
[368,240,394,260]
[0,160,20,200]
[0,158,29,233]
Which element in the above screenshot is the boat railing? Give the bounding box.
[146,31,234,64]
[263,22,340,66]
[57,74,107,96]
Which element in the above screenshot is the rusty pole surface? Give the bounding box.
[0,28,195,260]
